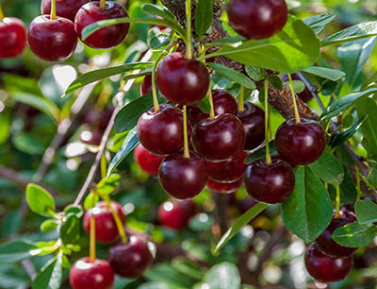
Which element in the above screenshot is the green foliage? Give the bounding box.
[195,0,213,36]
[26,184,56,218]
[0,241,38,263]
[32,254,63,289]
[355,199,377,224]
[333,222,377,248]
[303,13,336,35]
[194,263,241,289]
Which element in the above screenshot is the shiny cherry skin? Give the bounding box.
[83,201,126,244]
[108,236,153,278]
[80,130,102,146]
[140,74,153,96]
[159,153,208,199]
[207,177,243,193]
[207,151,248,182]
[245,158,295,204]
[70,257,114,289]
[75,1,129,49]
[281,73,313,103]
[41,0,89,21]
[275,118,326,166]
[158,199,197,230]
[137,104,187,156]
[305,244,352,283]
[237,102,265,150]
[28,15,77,62]
[156,52,210,105]
[227,0,288,40]
[134,144,164,176]
[0,17,27,59]
[192,114,245,161]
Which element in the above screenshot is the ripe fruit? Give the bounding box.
[227,0,288,39]
[140,74,153,96]
[159,153,208,199]
[207,177,243,193]
[75,1,129,49]
[245,158,295,204]
[41,0,89,21]
[340,203,357,222]
[70,257,114,289]
[156,52,210,105]
[207,151,248,182]
[134,144,164,176]
[137,104,187,156]
[28,15,77,62]
[275,118,326,166]
[237,102,265,150]
[281,73,313,103]
[0,17,27,59]
[83,201,126,244]
[108,236,153,278]
[158,199,197,230]
[192,114,245,161]
[80,130,102,146]
[305,244,352,283]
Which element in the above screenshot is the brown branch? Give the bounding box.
[211,191,229,238]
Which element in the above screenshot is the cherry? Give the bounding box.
[227,0,288,40]
[207,151,248,182]
[275,118,326,166]
[0,17,27,59]
[158,199,197,230]
[70,257,114,289]
[156,52,210,105]
[340,203,357,222]
[305,244,352,283]
[83,201,126,244]
[140,74,153,96]
[41,0,89,22]
[137,104,187,156]
[28,15,77,62]
[245,158,295,204]
[80,130,102,146]
[159,153,208,199]
[207,177,243,193]
[281,73,313,103]
[134,144,164,176]
[75,1,129,49]
[108,235,153,278]
[192,114,245,161]
[237,102,265,150]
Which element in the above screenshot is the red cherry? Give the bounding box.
[75,1,129,49]
[134,144,164,176]
[207,177,243,193]
[28,15,77,62]
[207,151,248,182]
[83,201,126,244]
[137,104,187,156]
[70,257,114,289]
[305,244,353,283]
[158,199,197,230]
[41,0,89,21]
[156,52,210,105]
[281,73,313,103]
[80,130,102,146]
[275,118,326,166]
[245,158,295,204]
[340,203,357,222]
[0,17,27,59]
[227,0,288,39]
[192,113,245,161]
[108,236,153,278]
[140,74,153,96]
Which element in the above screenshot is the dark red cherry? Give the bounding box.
[237,102,265,150]
[83,201,126,244]
[28,15,77,62]
[340,203,357,222]
[134,144,164,176]
[281,74,313,103]
[245,158,295,204]
[305,244,352,283]
[275,118,326,166]
[0,17,27,59]
[158,199,197,230]
[156,52,210,105]
[41,0,89,21]
[137,104,187,156]
[207,151,248,182]
[80,130,102,146]
[108,236,153,278]
[227,0,288,39]
[207,177,243,193]
[70,258,114,289]
[192,114,245,161]
[75,1,129,49]
[140,74,153,96]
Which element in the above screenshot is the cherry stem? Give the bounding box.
[287,73,301,123]
[89,213,96,262]
[152,56,163,114]
[355,165,362,201]
[50,0,57,20]
[238,86,245,113]
[0,6,4,21]
[264,80,272,166]
[100,155,107,179]
[335,185,341,218]
[105,197,128,245]
[100,0,106,10]
[185,0,192,59]
[183,105,190,158]
[207,88,215,120]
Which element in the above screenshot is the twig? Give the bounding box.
[211,191,229,238]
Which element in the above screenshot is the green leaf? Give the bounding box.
[245,66,265,81]
[356,98,377,157]
[322,21,377,46]
[303,66,346,81]
[333,222,377,248]
[207,62,256,90]
[197,96,211,114]
[309,146,344,185]
[32,254,63,289]
[281,166,333,242]
[332,116,367,147]
[148,31,171,50]
[97,174,121,195]
[199,263,241,289]
[303,13,336,35]
[142,4,176,23]
[84,192,99,211]
[195,0,213,36]
[40,219,59,233]
[60,215,80,245]
[355,199,377,224]
[0,241,38,263]
[269,75,284,91]
[213,203,268,254]
[26,184,55,217]
[245,141,277,164]
[64,205,83,218]
[290,80,306,93]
